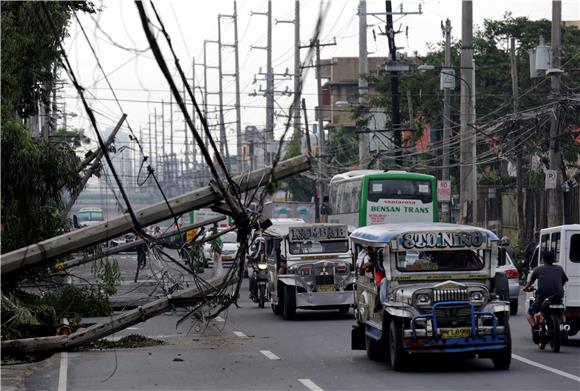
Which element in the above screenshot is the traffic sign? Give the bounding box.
[437,180,451,202]
[545,170,557,189]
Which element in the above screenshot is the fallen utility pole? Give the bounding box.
[0,274,235,355]
[57,217,225,271]
[1,154,310,276]
[62,115,127,217]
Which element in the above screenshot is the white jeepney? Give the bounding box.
[262,219,355,319]
[350,223,512,371]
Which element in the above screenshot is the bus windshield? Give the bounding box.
[368,179,432,203]
[288,240,349,255]
[395,250,486,272]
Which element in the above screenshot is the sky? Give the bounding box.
[64,0,580,165]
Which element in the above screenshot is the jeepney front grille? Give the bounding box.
[315,275,334,285]
[434,304,472,327]
[433,288,469,303]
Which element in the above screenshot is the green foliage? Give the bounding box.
[92,258,121,296]
[91,334,164,350]
[1,286,111,340]
[282,129,315,202]
[1,121,82,253]
[326,125,358,168]
[1,1,96,120]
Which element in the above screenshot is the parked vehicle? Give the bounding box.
[350,223,512,371]
[524,287,567,352]
[262,219,355,319]
[496,250,521,315]
[75,207,104,228]
[528,225,580,339]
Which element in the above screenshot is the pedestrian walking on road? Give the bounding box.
[210,226,223,278]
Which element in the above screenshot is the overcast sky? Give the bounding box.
[64,0,580,163]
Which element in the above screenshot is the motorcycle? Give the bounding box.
[525,287,568,352]
[253,262,269,308]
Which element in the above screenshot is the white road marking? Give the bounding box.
[512,354,580,383]
[260,350,280,360]
[58,352,68,391]
[233,331,248,338]
[298,379,324,391]
[126,327,140,330]
[215,316,225,322]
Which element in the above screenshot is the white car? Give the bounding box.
[204,230,238,269]
[496,250,521,315]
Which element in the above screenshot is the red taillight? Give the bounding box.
[298,265,312,275]
[335,264,348,273]
[504,268,519,279]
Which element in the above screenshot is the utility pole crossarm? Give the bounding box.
[0,155,311,276]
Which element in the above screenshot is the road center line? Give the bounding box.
[512,354,580,383]
[260,350,280,360]
[233,331,248,338]
[57,352,68,391]
[298,378,324,391]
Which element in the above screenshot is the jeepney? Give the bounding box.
[262,220,356,320]
[350,223,512,371]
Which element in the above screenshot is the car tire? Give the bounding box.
[365,335,385,361]
[491,321,511,370]
[282,285,296,320]
[388,318,408,371]
[510,300,518,315]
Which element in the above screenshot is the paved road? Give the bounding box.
[16,275,580,391]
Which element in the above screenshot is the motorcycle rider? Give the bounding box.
[247,235,265,302]
[523,250,568,341]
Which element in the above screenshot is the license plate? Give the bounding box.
[440,327,471,339]
[317,284,336,292]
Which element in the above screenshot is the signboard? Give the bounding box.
[437,180,452,202]
[400,231,488,249]
[367,199,433,225]
[189,209,231,228]
[545,170,557,190]
[288,225,348,242]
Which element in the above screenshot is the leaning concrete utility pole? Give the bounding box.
[0,154,311,275]
[358,0,370,167]
[459,0,476,224]
[547,0,562,227]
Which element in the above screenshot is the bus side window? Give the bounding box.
[540,234,549,254]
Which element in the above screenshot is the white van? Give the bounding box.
[529,224,580,337]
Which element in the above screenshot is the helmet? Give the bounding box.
[501,236,510,245]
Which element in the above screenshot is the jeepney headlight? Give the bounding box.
[470,291,485,303]
[257,263,268,271]
[416,293,431,305]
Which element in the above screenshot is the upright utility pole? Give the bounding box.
[511,37,524,240]
[234,1,242,172]
[459,0,476,224]
[358,0,370,167]
[203,42,210,150]
[276,1,302,148]
[221,2,242,172]
[385,0,402,166]
[251,1,273,163]
[293,1,301,144]
[154,107,159,169]
[161,99,166,180]
[217,14,230,171]
[442,19,452,183]
[547,0,562,227]
[266,0,273,146]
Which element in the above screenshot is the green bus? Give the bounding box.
[324,170,438,228]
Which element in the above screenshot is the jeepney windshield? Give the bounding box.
[395,249,486,272]
[288,240,349,255]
